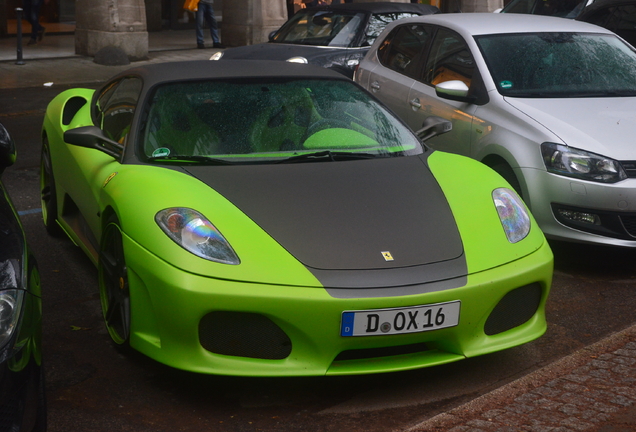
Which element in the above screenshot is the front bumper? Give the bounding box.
[522,167,636,247]
[124,234,553,376]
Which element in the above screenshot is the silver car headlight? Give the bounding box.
[286,56,308,64]
[156,208,240,265]
[541,143,627,183]
[209,51,224,61]
[493,188,531,243]
[0,260,25,350]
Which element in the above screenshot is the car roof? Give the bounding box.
[109,60,351,88]
[304,1,439,15]
[394,12,614,36]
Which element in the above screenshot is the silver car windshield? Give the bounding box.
[139,79,422,164]
[271,10,366,47]
[476,32,636,98]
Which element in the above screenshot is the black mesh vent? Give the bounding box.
[619,214,636,237]
[199,312,292,360]
[334,342,429,362]
[484,283,542,336]
[0,394,19,432]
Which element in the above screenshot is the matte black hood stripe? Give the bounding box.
[184,154,467,288]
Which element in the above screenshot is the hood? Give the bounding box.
[219,43,364,64]
[183,156,464,273]
[505,96,636,160]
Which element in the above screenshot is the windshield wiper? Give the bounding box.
[148,155,234,165]
[277,150,379,164]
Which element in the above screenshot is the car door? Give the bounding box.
[65,77,142,250]
[407,27,480,157]
[364,23,433,124]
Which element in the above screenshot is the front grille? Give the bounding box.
[620,161,636,178]
[0,394,19,432]
[334,342,430,362]
[619,214,636,237]
[484,283,542,336]
[199,311,292,360]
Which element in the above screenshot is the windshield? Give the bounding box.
[501,0,589,18]
[272,10,366,47]
[139,79,422,164]
[476,32,636,98]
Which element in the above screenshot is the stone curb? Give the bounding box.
[406,324,636,431]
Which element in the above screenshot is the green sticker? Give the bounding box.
[152,147,171,158]
[500,81,513,89]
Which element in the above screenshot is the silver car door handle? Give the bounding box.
[371,81,381,92]
[410,98,422,109]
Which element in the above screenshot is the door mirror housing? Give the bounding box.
[435,80,477,103]
[64,126,124,160]
[415,116,452,142]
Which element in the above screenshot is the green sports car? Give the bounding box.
[40,60,552,376]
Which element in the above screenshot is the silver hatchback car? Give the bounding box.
[355,13,636,247]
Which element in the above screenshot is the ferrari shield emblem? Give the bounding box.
[381,251,394,261]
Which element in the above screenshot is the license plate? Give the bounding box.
[340,301,460,337]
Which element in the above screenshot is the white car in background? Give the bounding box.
[355,13,636,247]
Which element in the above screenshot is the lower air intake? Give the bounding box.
[484,283,542,336]
[199,311,292,359]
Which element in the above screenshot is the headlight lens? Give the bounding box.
[156,208,240,265]
[541,143,626,183]
[286,56,308,64]
[0,260,24,349]
[209,51,224,61]
[493,188,531,243]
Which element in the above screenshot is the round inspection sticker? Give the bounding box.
[500,80,513,89]
[152,147,171,158]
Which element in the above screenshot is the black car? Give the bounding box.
[0,123,46,431]
[210,2,438,78]
[498,0,636,46]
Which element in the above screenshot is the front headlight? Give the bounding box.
[0,260,25,349]
[209,51,224,61]
[493,188,531,243]
[541,143,627,183]
[156,208,240,265]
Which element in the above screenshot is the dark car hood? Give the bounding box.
[183,155,464,274]
[219,42,366,63]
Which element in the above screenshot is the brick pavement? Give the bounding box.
[407,324,636,432]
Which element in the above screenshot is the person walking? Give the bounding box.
[196,0,222,49]
[23,0,48,45]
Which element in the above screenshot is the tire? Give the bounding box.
[98,214,131,347]
[39,139,63,237]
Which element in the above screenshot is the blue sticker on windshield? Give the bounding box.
[500,81,513,89]
[152,147,171,158]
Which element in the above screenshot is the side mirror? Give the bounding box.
[435,80,477,103]
[415,116,452,142]
[268,30,278,41]
[64,126,124,159]
[0,123,16,174]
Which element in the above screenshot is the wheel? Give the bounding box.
[39,138,63,237]
[491,161,523,199]
[98,215,131,347]
[302,118,350,144]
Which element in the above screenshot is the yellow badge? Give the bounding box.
[382,251,394,261]
[103,172,118,188]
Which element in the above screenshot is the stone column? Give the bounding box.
[75,0,149,59]
[222,0,287,47]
